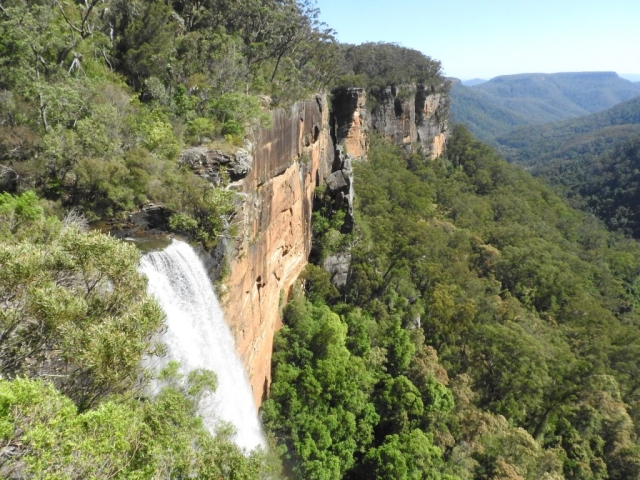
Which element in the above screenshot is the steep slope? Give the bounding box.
[450,81,531,143]
[181,82,449,406]
[550,136,640,237]
[450,72,640,143]
[497,96,640,166]
[263,126,640,479]
[493,97,640,238]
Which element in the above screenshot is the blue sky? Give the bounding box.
[316,0,640,81]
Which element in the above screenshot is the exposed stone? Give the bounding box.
[0,444,26,479]
[331,87,369,159]
[323,253,351,289]
[232,149,254,178]
[128,204,172,231]
[415,85,450,158]
[371,85,416,145]
[221,95,334,407]
[213,84,449,408]
[325,170,349,194]
[341,154,355,217]
[370,83,449,157]
[179,147,254,186]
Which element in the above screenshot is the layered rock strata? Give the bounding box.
[183,84,449,407]
[220,96,334,406]
[371,84,449,158]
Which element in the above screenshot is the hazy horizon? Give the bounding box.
[317,0,640,80]
[457,72,640,83]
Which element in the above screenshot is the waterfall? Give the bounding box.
[139,239,266,452]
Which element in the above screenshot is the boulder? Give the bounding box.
[179,147,254,186]
[325,170,349,194]
[323,253,351,289]
[128,204,172,231]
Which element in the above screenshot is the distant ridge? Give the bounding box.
[497,95,640,167]
[462,78,487,86]
[450,71,640,143]
[619,73,640,82]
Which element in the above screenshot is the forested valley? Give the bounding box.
[492,98,640,241]
[265,128,640,479]
[3,0,640,479]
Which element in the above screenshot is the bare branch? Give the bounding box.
[54,0,83,36]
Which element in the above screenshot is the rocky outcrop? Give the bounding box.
[181,83,449,407]
[179,147,254,186]
[331,88,369,159]
[415,85,449,158]
[218,96,334,406]
[371,84,449,158]
[323,253,351,289]
[128,204,172,231]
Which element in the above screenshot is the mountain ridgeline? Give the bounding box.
[451,71,640,241]
[499,101,640,239]
[497,95,640,166]
[450,72,640,143]
[3,1,640,479]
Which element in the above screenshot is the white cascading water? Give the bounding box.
[138,239,266,452]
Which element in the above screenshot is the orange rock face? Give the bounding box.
[221,96,333,407]
[219,87,448,407]
[337,88,369,158]
[371,85,449,157]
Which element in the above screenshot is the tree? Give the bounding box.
[0,193,164,408]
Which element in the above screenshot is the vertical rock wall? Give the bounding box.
[221,96,334,406]
[212,84,448,407]
[370,84,449,158]
[331,87,369,159]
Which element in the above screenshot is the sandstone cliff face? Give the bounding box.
[331,87,369,159]
[371,84,449,158]
[187,85,449,408]
[220,96,334,406]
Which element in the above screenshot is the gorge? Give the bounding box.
[7,2,640,476]
[181,84,450,406]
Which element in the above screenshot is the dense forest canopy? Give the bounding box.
[3,0,640,479]
[497,96,640,167]
[494,97,640,240]
[0,0,442,238]
[0,1,450,477]
[264,128,640,479]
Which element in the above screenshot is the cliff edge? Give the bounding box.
[184,84,449,406]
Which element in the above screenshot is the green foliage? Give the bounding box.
[267,128,640,478]
[0,190,43,235]
[0,377,270,479]
[336,42,444,89]
[166,185,236,249]
[451,72,640,145]
[0,0,340,245]
[490,96,640,240]
[300,264,340,305]
[497,96,640,167]
[262,296,380,480]
[210,93,271,135]
[0,199,164,408]
[362,430,446,480]
[310,187,352,263]
[186,117,216,144]
[0,197,275,477]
